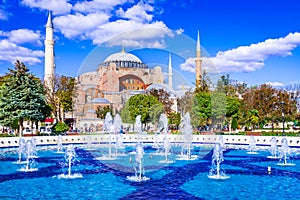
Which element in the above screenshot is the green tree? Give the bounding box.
[192,92,211,127]
[53,121,69,134]
[226,96,241,131]
[0,61,48,136]
[247,109,260,130]
[45,75,77,122]
[231,117,238,130]
[96,105,112,119]
[148,103,164,130]
[57,76,76,110]
[240,84,297,128]
[147,88,173,115]
[178,90,193,116]
[126,94,161,125]
[168,111,181,127]
[120,101,134,124]
[215,74,237,97]
[211,92,227,130]
[194,71,211,94]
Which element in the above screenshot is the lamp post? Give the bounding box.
[281,101,285,136]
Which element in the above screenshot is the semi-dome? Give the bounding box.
[91,98,110,104]
[104,51,142,63]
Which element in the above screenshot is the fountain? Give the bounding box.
[57,145,82,179]
[126,143,150,182]
[158,114,173,163]
[15,137,26,164]
[114,114,125,155]
[219,135,225,150]
[152,132,162,149]
[56,134,64,153]
[159,136,173,163]
[103,112,114,133]
[134,115,143,143]
[177,112,198,160]
[19,139,38,172]
[277,138,295,166]
[267,137,279,159]
[247,135,258,154]
[208,143,230,179]
[96,112,117,160]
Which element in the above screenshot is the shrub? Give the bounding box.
[53,122,69,134]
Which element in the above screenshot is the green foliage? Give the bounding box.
[120,102,134,124]
[0,61,48,134]
[57,76,76,112]
[96,105,112,119]
[53,121,69,134]
[194,71,211,93]
[241,84,297,127]
[192,92,211,126]
[226,96,240,118]
[211,92,226,126]
[125,94,161,124]
[261,131,299,137]
[147,88,173,115]
[149,103,164,125]
[168,112,181,126]
[231,117,238,130]
[247,109,260,130]
[178,91,193,116]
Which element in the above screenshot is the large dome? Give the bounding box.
[104,51,142,63]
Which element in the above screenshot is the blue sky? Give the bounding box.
[0,0,299,89]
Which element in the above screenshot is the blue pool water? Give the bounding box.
[0,145,300,200]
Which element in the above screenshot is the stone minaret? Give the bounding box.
[168,53,173,88]
[44,12,55,92]
[195,31,202,87]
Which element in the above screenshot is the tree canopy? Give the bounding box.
[0,61,48,135]
[121,94,162,125]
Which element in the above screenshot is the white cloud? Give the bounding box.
[0,39,44,65]
[176,28,184,35]
[179,57,195,73]
[8,29,41,45]
[265,82,284,87]
[21,0,72,15]
[180,32,300,74]
[0,29,43,65]
[90,20,173,48]
[73,0,128,13]
[117,2,154,23]
[52,1,174,48]
[21,0,180,48]
[53,13,110,38]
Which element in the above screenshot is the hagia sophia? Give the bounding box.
[44,13,202,131]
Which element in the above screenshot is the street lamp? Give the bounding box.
[281,101,285,136]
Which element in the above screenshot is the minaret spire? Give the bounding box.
[168,53,173,88]
[44,11,55,93]
[195,31,202,88]
[46,11,53,28]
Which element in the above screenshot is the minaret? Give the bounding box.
[168,53,173,88]
[44,12,55,92]
[195,31,202,87]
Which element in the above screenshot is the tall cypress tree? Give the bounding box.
[0,61,49,136]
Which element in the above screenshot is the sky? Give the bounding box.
[0,0,300,89]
